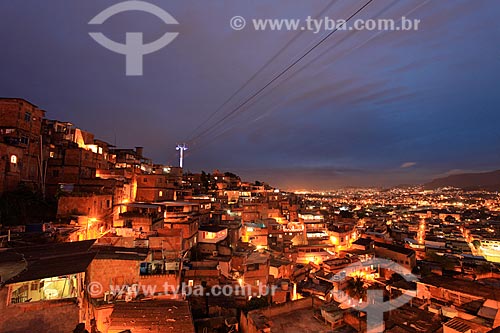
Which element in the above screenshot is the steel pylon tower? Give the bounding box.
[176,143,188,168]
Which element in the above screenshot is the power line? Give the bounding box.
[187,0,375,146]
[185,0,341,143]
[188,0,429,151]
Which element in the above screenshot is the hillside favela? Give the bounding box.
[1,1,500,333]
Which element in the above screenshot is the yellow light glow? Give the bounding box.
[306,255,322,265]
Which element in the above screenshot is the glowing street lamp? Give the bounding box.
[86,217,98,240]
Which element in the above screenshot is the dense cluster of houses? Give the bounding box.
[1,98,500,332]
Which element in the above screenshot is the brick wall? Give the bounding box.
[344,310,367,332]
[57,193,112,219]
[149,235,183,253]
[87,258,180,299]
[87,259,140,298]
[139,274,178,294]
[0,99,44,135]
[135,174,175,202]
[0,143,24,193]
[0,287,80,333]
[136,187,174,202]
[241,298,321,333]
[262,297,316,317]
[0,99,45,182]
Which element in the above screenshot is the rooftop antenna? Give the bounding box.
[176,143,188,168]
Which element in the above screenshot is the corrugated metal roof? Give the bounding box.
[2,240,96,284]
[444,318,472,333]
[2,239,95,261]
[92,245,149,260]
[6,252,96,284]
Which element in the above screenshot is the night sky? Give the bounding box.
[1,0,499,189]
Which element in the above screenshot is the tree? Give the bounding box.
[345,276,368,302]
[344,275,371,332]
[224,171,239,179]
[0,189,56,226]
[200,171,209,193]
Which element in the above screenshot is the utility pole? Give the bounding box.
[176,143,188,168]
[39,134,46,200]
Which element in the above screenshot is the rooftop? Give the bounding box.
[419,275,500,301]
[375,242,415,257]
[1,240,96,284]
[0,239,95,261]
[270,258,293,267]
[154,201,199,206]
[198,225,227,233]
[352,237,374,246]
[444,317,487,333]
[0,97,39,107]
[385,304,442,332]
[247,252,269,265]
[108,300,195,333]
[92,245,149,260]
[252,305,331,332]
[6,252,96,284]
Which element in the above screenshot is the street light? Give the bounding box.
[86,217,98,240]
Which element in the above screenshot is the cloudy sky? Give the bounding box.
[1,0,499,189]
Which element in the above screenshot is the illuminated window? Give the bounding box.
[204,232,216,239]
[9,275,78,304]
[10,155,17,164]
[159,191,163,197]
[188,280,194,287]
